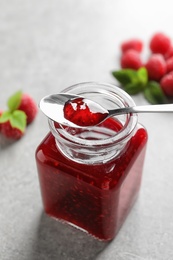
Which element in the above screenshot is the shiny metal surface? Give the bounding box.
[40,93,173,126]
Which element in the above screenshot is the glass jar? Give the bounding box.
[35,82,148,241]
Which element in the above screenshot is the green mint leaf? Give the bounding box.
[137,67,148,86]
[0,111,11,123]
[144,81,168,104]
[112,68,148,96]
[112,69,138,85]
[9,110,27,132]
[7,91,22,112]
[124,82,143,95]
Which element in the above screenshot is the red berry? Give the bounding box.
[18,93,38,124]
[160,71,173,97]
[0,110,3,132]
[145,54,167,81]
[150,32,171,55]
[121,39,143,53]
[166,57,173,73]
[165,45,173,60]
[120,50,143,70]
[1,121,24,139]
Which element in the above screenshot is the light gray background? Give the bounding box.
[1,1,173,259]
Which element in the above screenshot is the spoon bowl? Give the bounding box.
[39,93,83,127]
[39,93,173,128]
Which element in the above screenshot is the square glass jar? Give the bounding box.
[35,82,148,241]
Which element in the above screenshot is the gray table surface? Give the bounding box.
[1,1,173,259]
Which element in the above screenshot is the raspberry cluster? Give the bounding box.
[0,91,38,140]
[120,32,173,97]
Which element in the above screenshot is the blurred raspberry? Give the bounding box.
[0,110,3,132]
[1,121,24,139]
[165,45,173,60]
[160,71,173,97]
[120,50,143,70]
[166,57,173,73]
[121,39,143,53]
[150,32,171,55]
[18,93,38,124]
[145,54,167,81]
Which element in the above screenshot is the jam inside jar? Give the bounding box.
[35,82,148,241]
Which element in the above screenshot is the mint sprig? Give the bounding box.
[112,69,137,85]
[0,111,11,122]
[112,67,148,94]
[0,110,26,132]
[144,81,168,104]
[0,91,27,132]
[10,110,26,132]
[112,67,167,104]
[7,90,22,112]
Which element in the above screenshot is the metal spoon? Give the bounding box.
[39,93,173,127]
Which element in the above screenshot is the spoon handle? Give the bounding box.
[109,104,173,116]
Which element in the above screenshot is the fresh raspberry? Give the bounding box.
[166,57,173,73]
[0,121,24,139]
[0,110,3,132]
[165,45,173,60]
[18,93,38,124]
[160,71,173,97]
[120,50,143,70]
[145,54,167,81]
[149,32,171,55]
[121,39,143,53]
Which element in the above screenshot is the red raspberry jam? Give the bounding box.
[36,118,147,241]
[63,97,108,127]
[36,82,148,241]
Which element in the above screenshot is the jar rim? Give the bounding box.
[49,82,138,146]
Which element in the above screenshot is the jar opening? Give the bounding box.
[49,82,138,147]
[48,82,138,164]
